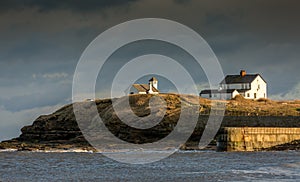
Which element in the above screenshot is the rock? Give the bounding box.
[0,94,207,151]
[1,93,300,152]
[264,140,300,151]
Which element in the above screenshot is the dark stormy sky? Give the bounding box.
[0,0,300,141]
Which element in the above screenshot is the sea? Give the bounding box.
[1,150,300,181]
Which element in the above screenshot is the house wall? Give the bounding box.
[148,90,159,94]
[232,90,240,98]
[148,81,159,94]
[220,83,251,90]
[152,81,158,89]
[200,93,211,99]
[138,91,147,94]
[221,93,233,100]
[246,75,267,99]
[244,90,251,99]
[200,93,232,100]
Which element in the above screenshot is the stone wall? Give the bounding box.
[217,127,300,151]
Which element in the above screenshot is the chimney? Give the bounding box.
[149,81,153,92]
[240,70,246,77]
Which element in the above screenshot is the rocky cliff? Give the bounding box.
[1,94,300,151]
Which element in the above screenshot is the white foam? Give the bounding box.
[0,148,17,152]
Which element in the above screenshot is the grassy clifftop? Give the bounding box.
[224,95,300,116]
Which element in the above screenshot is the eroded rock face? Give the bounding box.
[19,109,80,142]
[0,94,208,151]
[0,103,92,151]
[1,94,300,151]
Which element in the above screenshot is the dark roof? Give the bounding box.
[200,89,250,95]
[220,74,266,84]
[132,84,159,92]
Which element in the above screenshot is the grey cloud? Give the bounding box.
[0,104,64,141]
[270,82,300,100]
[0,74,72,111]
[1,87,70,112]
[172,0,192,4]
[0,0,139,12]
[40,72,69,79]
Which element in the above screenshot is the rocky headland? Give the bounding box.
[1,94,300,152]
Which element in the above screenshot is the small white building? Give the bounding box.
[200,70,267,100]
[131,77,159,94]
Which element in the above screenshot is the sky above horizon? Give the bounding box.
[1,0,300,141]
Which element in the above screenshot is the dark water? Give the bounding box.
[1,150,300,181]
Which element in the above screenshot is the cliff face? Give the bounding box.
[1,94,300,151]
[0,103,89,151]
[0,94,206,151]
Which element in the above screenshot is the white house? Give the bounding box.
[200,70,267,100]
[131,77,159,94]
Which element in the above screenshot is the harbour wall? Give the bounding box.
[216,127,300,151]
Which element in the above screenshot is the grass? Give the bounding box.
[126,94,300,116]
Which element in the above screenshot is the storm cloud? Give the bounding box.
[0,0,139,12]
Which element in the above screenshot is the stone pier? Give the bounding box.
[217,127,300,151]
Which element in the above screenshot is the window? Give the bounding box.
[247,93,250,97]
[254,93,257,99]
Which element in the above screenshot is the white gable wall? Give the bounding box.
[152,81,158,89]
[245,75,267,99]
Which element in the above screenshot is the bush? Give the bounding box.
[257,98,268,102]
